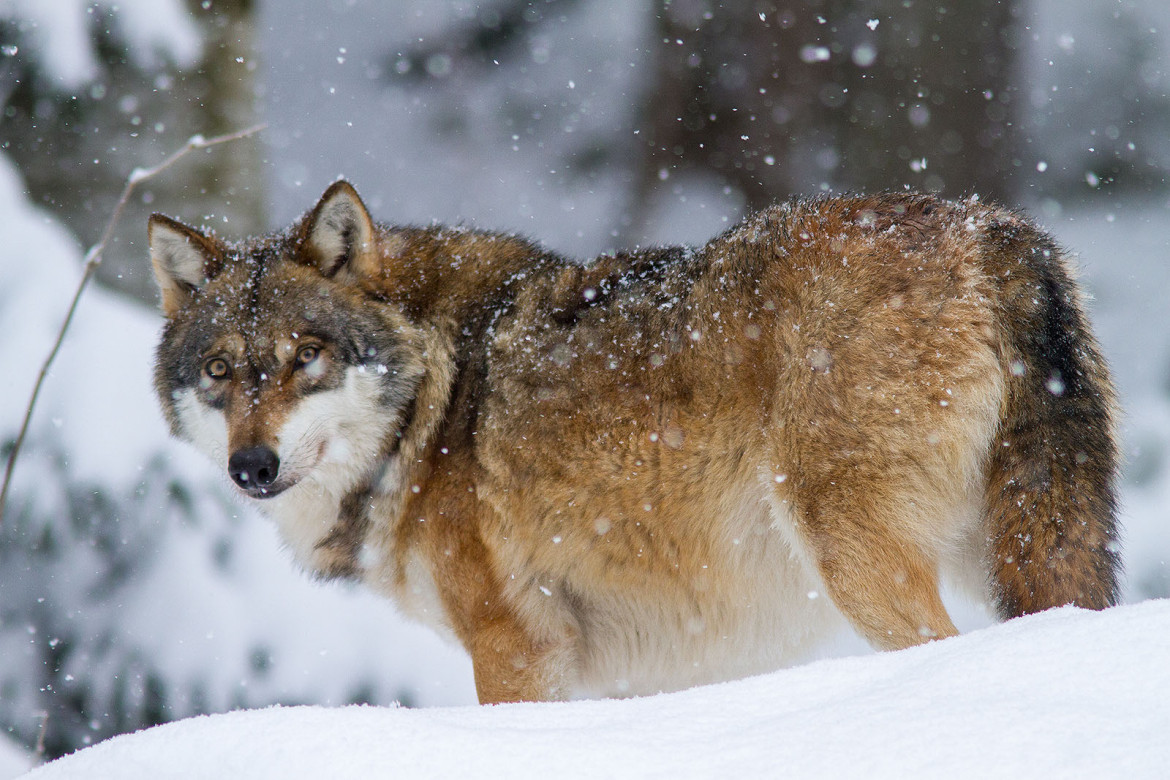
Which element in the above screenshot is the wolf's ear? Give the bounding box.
[148,214,223,316]
[303,180,376,279]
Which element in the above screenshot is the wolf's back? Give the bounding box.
[979,213,1121,617]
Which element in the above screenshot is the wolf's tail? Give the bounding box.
[980,214,1121,619]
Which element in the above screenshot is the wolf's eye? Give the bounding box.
[295,345,320,367]
[204,357,230,380]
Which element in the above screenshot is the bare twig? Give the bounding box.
[34,710,49,760]
[0,123,266,527]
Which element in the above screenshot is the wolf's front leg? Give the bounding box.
[466,612,577,704]
[422,512,578,703]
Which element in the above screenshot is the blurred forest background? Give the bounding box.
[1,0,1168,762]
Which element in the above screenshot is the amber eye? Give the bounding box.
[204,357,230,379]
[295,345,320,367]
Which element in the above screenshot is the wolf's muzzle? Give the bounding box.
[228,446,282,496]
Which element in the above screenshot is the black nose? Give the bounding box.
[228,446,280,490]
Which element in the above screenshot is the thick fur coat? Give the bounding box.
[150,182,1120,702]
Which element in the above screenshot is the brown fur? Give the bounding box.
[151,183,1120,703]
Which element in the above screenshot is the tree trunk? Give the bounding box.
[632,0,1021,230]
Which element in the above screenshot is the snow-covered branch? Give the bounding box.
[0,123,265,528]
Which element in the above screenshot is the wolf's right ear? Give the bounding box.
[149,214,222,316]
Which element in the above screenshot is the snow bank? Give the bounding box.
[24,600,1170,778]
[0,738,31,780]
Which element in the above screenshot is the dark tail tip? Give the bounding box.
[982,218,1121,618]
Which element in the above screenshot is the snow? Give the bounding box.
[22,600,1170,779]
[0,739,31,780]
[0,151,164,490]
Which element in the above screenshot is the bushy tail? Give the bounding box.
[981,215,1121,619]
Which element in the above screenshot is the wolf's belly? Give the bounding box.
[567,490,850,696]
[396,466,858,698]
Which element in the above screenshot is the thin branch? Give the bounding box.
[34,710,49,761]
[0,123,266,528]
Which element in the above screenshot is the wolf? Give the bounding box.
[150,181,1120,703]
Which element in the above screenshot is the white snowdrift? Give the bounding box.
[25,600,1170,779]
[0,740,30,780]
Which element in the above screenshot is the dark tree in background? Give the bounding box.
[393,0,1025,240]
[641,0,1021,213]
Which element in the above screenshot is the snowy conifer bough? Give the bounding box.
[0,140,467,763]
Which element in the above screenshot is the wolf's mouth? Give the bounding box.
[239,481,292,500]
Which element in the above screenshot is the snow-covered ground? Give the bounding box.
[22,600,1170,779]
[0,742,30,780]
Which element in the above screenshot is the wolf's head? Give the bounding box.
[150,181,425,501]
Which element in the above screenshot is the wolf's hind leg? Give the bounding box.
[790,486,958,651]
